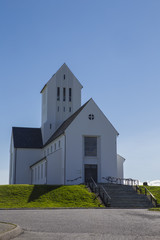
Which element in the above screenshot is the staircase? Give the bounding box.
[99,183,153,208]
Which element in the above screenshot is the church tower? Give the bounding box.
[41,63,83,144]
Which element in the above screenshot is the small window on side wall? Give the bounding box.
[69,88,72,101]
[57,87,60,101]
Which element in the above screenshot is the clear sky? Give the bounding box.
[1,0,160,184]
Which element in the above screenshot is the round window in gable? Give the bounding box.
[88,114,94,120]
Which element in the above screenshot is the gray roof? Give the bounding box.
[12,127,43,148]
[44,99,90,146]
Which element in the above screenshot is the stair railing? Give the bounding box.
[144,187,157,207]
[87,177,111,207]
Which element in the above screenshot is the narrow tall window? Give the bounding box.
[69,88,72,102]
[84,137,97,156]
[57,87,60,101]
[69,107,71,112]
[63,88,66,101]
[64,74,65,79]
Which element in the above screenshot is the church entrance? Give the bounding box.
[84,164,97,183]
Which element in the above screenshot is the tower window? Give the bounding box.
[57,87,60,101]
[69,107,71,112]
[57,106,60,112]
[63,107,65,112]
[69,88,72,102]
[64,74,65,79]
[63,88,66,101]
[50,124,52,129]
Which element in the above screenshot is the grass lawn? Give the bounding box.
[0,184,103,208]
[139,186,160,211]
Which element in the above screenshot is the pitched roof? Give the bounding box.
[12,127,43,148]
[40,63,83,93]
[44,99,90,146]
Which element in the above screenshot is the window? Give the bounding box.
[84,137,97,156]
[63,88,66,101]
[41,164,43,178]
[54,143,56,151]
[63,107,65,112]
[57,87,60,101]
[69,88,72,101]
[51,145,53,152]
[64,74,65,79]
[58,140,60,148]
[57,106,59,112]
[88,114,94,120]
[50,124,52,129]
[69,107,71,112]
[47,148,49,155]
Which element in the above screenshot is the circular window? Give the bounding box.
[88,114,94,120]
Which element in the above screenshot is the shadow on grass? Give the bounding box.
[28,185,61,202]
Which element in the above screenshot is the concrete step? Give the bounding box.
[97,183,153,208]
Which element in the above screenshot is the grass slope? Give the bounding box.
[139,186,160,211]
[0,185,103,208]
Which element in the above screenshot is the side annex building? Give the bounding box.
[9,63,125,185]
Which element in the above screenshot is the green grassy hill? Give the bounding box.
[0,184,103,208]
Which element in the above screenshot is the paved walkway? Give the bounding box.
[0,209,160,239]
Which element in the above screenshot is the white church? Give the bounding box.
[9,63,125,185]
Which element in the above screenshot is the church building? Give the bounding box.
[9,63,125,185]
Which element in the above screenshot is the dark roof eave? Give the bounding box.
[30,157,46,168]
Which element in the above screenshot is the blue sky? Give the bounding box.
[1,0,160,184]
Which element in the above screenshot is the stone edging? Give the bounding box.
[0,223,23,240]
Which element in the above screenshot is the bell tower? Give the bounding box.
[41,63,83,144]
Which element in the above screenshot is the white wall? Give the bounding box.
[31,159,47,184]
[65,99,118,184]
[46,135,64,185]
[117,154,125,179]
[15,148,42,184]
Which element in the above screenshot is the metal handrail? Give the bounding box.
[88,178,111,207]
[101,185,111,200]
[144,187,157,207]
[90,177,98,188]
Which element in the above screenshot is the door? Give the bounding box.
[85,164,97,183]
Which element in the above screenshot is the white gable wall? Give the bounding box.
[65,99,118,184]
